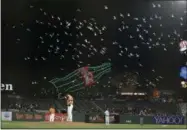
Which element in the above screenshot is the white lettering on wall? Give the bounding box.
[1,84,13,91]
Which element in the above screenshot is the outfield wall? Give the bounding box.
[1,111,186,125]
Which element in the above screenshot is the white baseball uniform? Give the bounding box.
[104,110,110,125]
[66,95,73,122]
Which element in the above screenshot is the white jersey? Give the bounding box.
[105,110,110,116]
[104,110,110,125]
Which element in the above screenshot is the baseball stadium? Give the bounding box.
[1,0,187,129]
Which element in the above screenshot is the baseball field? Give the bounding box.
[1,121,186,129]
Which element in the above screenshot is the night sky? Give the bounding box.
[2,0,187,97]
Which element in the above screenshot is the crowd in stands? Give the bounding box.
[2,93,186,116]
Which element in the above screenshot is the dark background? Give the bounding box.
[2,0,187,98]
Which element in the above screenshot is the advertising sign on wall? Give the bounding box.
[120,114,185,125]
[12,112,45,121]
[1,112,12,121]
[153,116,185,125]
[85,114,120,123]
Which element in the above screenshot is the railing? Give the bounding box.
[55,100,65,110]
[91,101,104,113]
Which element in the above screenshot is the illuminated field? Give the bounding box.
[1,121,186,129]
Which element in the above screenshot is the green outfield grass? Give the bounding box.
[1,121,186,129]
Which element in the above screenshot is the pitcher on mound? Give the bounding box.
[65,94,74,122]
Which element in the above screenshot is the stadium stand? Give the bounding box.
[2,93,183,116]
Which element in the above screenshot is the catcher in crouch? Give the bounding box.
[65,94,74,122]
